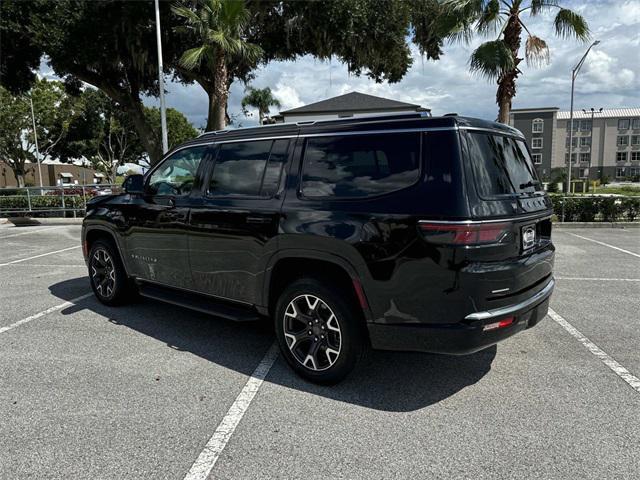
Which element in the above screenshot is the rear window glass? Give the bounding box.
[301,133,420,198]
[467,132,542,197]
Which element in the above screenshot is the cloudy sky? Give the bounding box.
[114,1,640,128]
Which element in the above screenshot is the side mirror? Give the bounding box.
[123,174,144,194]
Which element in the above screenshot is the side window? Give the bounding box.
[209,139,290,197]
[147,146,207,196]
[301,133,420,198]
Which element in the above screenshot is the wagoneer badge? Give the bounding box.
[522,225,536,250]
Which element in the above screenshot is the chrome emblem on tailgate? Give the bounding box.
[522,225,536,250]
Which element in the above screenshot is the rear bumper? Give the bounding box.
[368,278,554,354]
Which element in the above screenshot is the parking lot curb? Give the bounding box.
[554,222,640,229]
[4,217,84,226]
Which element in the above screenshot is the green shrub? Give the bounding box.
[600,198,622,222]
[577,198,600,222]
[622,198,640,222]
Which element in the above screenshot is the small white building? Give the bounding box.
[276,92,429,123]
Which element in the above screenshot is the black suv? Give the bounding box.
[82,113,554,383]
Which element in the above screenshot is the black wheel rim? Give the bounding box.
[283,294,342,371]
[90,248,116,299]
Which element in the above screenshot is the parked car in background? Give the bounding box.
[82,113,555,383]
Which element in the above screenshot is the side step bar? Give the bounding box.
[137,282,262,322]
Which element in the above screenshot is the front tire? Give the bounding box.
[88,239,132,306]
[275,278,366,384]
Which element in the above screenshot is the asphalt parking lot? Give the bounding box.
[1,224,639,479]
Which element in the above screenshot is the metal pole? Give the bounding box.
[155,0,169,154]
[29,97,44,189]
[566,76,575,194]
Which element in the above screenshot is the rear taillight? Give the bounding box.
[483,317,514,331]
[418,222,511,246]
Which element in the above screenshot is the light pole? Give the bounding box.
[154,0,169,154]
[566,40,600,194]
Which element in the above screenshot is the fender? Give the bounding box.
[261,247,373,321]
[82,223,131,276]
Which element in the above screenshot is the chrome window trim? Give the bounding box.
[418,213,552,225]
[465,278,555,321]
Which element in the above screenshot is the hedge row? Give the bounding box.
[551,196,640,222]
[0,194,89,212]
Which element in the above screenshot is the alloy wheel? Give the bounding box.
[283,294,342,371]
[90,248,116,299]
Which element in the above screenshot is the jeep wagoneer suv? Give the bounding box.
[82,113,554,383]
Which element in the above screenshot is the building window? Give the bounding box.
[616,167,626,178]
[617,136,629,147]
[617,152,628,163]
[565,137,578,148]
[531,137,543,149]
[632,135,640,146]
[618,119,630,130]
[579,137,591,147]
[631,152,640,162]
[580,120,592,131]
[532,118,544,133]
[565,153,577,164]
[579,168,589,178]
[579,152,590,163]
[630,167,640,177]
[532,153,542,164]
[633,118,640,130]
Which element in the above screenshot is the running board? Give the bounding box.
[137,282,261,322]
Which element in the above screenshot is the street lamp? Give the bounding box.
[566,40,600,194]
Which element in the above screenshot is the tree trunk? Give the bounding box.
[258,108,265,125]
[125,98,162,165]
[16,174,25,188]
[496,12,522,124]
[210,52,229,131]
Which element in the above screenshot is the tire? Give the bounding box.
[88,239,134,306]
[275,277,366,384]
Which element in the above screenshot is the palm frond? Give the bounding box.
[531,0,559,15]
[525,35,550,67]
[171,4,201,25]
[179,45,209,69]
[554,9,590,40]
[477,0,502,35]
[470,40,515,80]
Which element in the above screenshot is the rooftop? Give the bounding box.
[279,91,427,115]
[556,108,640,119]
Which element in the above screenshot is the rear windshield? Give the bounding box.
[466,132,542,197]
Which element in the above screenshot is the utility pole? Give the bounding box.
[155,0,169,154]
[29,97,44,188]
[567,40,600,194]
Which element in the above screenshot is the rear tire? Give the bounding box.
[88,239,134,306]
[275,277,366,384]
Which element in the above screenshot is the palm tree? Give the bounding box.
[172,0,262,131]
[441,0,590,123]
[241,87,281,125]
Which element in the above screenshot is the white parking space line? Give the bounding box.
[555,277,640,282]
[183,343,279,480]
[0,292,93,335]
[5,264,86,268]
[566,232,640,259]
[0,226,66,239]
[548,308,640,394]
[0,245,81,267]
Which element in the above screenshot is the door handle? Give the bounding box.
[246,216,271,224]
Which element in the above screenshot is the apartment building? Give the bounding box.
[509,107,640,182]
